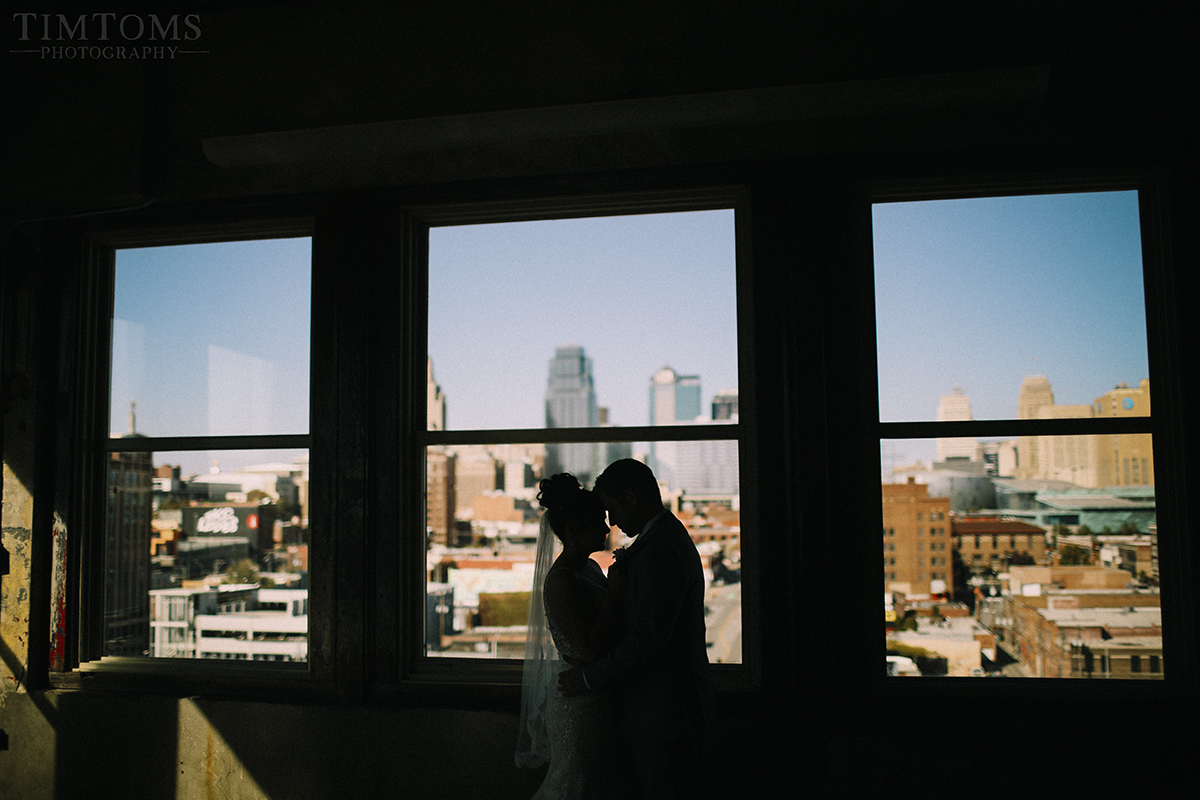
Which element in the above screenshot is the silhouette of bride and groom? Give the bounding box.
[516,458,716,799]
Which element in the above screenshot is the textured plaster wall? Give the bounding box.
[0,692,544,800]
[2,462,34,694]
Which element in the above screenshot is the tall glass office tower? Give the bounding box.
[545,345,599,484]
[650,366,701,426]
[648,366,702,483]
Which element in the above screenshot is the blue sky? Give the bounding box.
[110,193,1147,479]
[873,190,1149,470]
[112,213,739,475]
[112,238,311,475]
[428,210,739,431]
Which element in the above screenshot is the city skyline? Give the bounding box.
[109,192,1147,482]
[874,190,1150,474]
[428,210,739,432]
[874,190,1148,422]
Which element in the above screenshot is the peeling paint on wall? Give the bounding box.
[50,511,67,671]
[2,463,34,696]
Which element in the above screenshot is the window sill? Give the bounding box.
[50,657,330,702]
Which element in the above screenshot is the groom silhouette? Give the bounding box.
[559,458,715,799]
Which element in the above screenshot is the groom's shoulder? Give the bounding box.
[649,508,686,534]
[650,511,698,550]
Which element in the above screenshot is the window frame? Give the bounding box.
[400,187,762,691]
[51,214,324,694]
[861,172,1196,696]
[50,188,765,700]
[46,168,1190,710]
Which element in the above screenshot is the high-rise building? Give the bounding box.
[1094,379,1154,487]
[675,434,740,496]
[712,390,739,421]
[544,345,599,484]
[1033,403,1098,486]
[597,406,633,474]
[426,447,456,545]
[936,386,976,462]
[649,366,701,480]
[650,366,701,425]
[451,446,501,519]
[882,477,953,599]
[1011,376,1153,488]
[1016,375,1055,478]
[978,440,1019,477]
[105,404,153,656]
[427,357,446,431]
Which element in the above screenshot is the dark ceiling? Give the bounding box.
[3,2,1190,217]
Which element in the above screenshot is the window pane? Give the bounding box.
[106,449,309,662]
[424,443,742,664]
[873,192,1148,423]
[882,437,1160,678]
[427,211,737,433]
[112,238,311,438]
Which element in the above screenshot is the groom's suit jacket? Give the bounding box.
[583,509,716,744]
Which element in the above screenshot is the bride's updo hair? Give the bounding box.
[538,473,604,541]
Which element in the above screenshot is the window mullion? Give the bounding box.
[424,424,739,448]
[399,209,429,681]
[879,417,1154,440]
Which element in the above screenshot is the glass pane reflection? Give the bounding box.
[112,238,311,438]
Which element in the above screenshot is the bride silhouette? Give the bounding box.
[516,473,625,799]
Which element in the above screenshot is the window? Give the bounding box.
[101,235,311,664]
[417,195,749,671]
[875,189,1163,679]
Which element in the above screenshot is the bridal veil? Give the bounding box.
[515,514,561,767]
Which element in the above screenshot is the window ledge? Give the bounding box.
[50,658,329,701]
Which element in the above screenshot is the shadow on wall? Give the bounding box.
[1,691,545,800]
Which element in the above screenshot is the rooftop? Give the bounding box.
[953,518,1045,534]
[1040,606,1162,628]
[1038,494,1152,510]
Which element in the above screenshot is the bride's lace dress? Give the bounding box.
[530,561,619,800]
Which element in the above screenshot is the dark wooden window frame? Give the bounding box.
[859,172,1197,701]
[37,168,1193,712]
[46,187,767,701]
[399,187,762,692]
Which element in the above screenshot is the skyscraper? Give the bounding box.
[1016,375,1055,478]
[105,403,152,656]
[1094,379,1154,487]
[544,345,599,484]
[1009,375,1152,488]
[648,366,702,483]
[712,390,739,421]
[649,366,701,426]
[425,447,456,545]
[935,386,976,462]
[427,356,446,431]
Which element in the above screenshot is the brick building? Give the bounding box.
[953,517,1048,574]
[883,478,953,599]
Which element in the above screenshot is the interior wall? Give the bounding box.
[1,692,548,799]
[3,4,1198,799]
